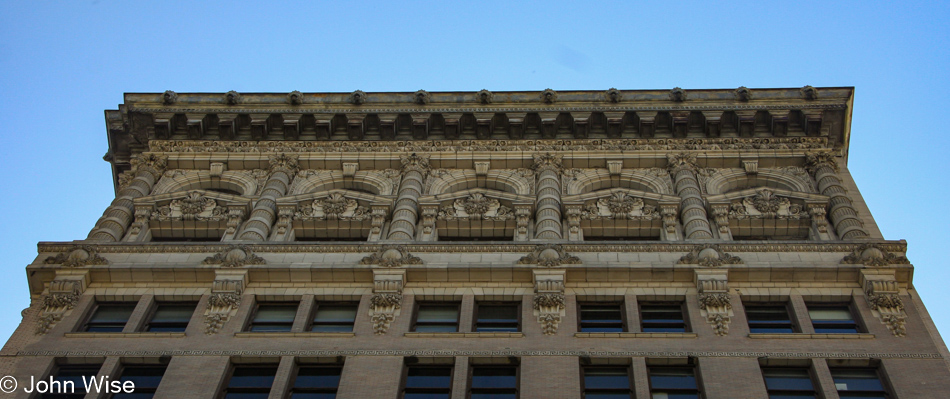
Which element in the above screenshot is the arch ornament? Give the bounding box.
[564,168,674,196]
[289,170,397,196]
[702,167,816,195]
[152,170,259,196]
[426,169,534,196]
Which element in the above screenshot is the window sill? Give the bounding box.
[574,332,697,338]
[748,333,875,339]
[234,332,356,338]
[404,332,524,338]
[64,332,186,338]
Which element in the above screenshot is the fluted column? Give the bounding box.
[238,154,298,241]
[387,154,429,240]
[532,153,563,239]
[87,154,167,241]
[667,153,713,239]
[805,152,869,239]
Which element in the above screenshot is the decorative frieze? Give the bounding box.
[518,244,581,267]
[360,245,423,268]
[842,244,910,266]
[202,245,266,268]
[678,244,743,267]
[43,245,108,267]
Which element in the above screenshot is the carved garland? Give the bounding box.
[202,245,266,268]
[44,245,109,267]
[678,245,743,267]
[517,244,581,267]
[842,244,910,267]
[360,245,423,268]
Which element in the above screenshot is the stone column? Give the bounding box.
[387,154,429,240]
[805,152,869,239]
[532,153,563,239]
[667,153,713,239]
[238,154,298,240]
[87,154,167,241]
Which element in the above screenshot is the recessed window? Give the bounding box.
[648,367,700,398]
[831,368,891,398]
[470,366,518,399]
[640,303,688,333]
[746,303,796,333]
[41,365,101,399]
[579,303,625,332]
[311,303,359,332]
[221,365,278,399]
[582,366,632,398]
[474,303,520,332]
[145,302,196,332]
[84,303,137,332]
[807,304,859,334]
[111,365,167,399]
[248,303,298,332]
[290,365,343,399]
[412,303,460,332]
[761,367,816,399]
[403,365,452,399]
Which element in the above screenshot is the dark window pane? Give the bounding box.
[85,304,136,332]
[406,367,452,388]
[585,367,630,389]
[649,368,697,389]
[312,304,358,332]
[147,303,195,332]
[580,304,624,332]
[831,369,885,391]
[403,394,450,399]
[45,365,100,396]
[471,367,517,388]
[290,394,336,399]
[768,395,817,399]
[641,304,687,333]
[118,366,166,390]
[294,367,342,389]
[808,306,858,333]
[250,304,297,332]
[476,304,519,332]
[224,394,270,399]
[584,394,632,399]
[228,366,278,388]
[470,394,517,399]
[763,368,814,391]
[112,394,156,399]
[747,305,795,334]
[413,304,459,332]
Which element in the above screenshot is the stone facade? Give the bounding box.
[2,87,949,398]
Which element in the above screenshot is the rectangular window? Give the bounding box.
[84,303,137,332]
[311,303,359,332]
[579,303,625,332]
[290,365,343,399]
[807,304,859,334]
[470,366,518,399]
[474,302,520,332]
[582,366,632,399]
[831,368,890,398]
[746,303,796,333]
[40,365,100,399]
[111,365,167,399]
[402,365,453,399]
[648,367,700,399]
[221,365,278,399]
[640,303,688,333]
[761,367,816,399]
[145,302,196,332]
[248,303,298,332]
[412,303,460,332]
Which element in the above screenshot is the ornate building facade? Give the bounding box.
[2,87,949,398]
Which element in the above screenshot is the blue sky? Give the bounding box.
[1,1,948,343]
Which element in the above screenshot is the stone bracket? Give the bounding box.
[695,270,732,336]
[35,271,90,335]
[533,270,566,336]
[370,269,405,335]
[204,270,247,335]
[861,270,906,337]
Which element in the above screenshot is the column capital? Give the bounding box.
[804,151,839,174]
[532,152,563,174]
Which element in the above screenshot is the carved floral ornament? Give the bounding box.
[202,245,266,268]
[288,90,303,105]
[518,244,581,267]
[268,153,299,175]
[804,151,839,174]
[360,245,423,268]
[414,90,431,105]
[438,193,514,221]
[540,88,558,104]
[678,244,743,267]
[842,244,910,267]
[734,86,753,101]
[532,153,563,173]
[162,90,178,105]
[605,88,622,103]
[225,90,242,105]
[400,153,430,175]
[728,189,805,220]
[296,193,370,221]
[151,191,229,221]
[130,153,168,175]
[44,245,109,267]
[476,89,493,104]
[580,192,660,220]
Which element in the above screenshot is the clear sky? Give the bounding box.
[1,1,948,343]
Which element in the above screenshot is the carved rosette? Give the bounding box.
[669,87,687,102]
[580,192,660,220]
[44,245,108,267]
[678,245,743,267]
[865,280,906,337]
[476,89,493,104]
[205,279,244,335]
[360,245,423,268]
[728,189,805,220]
[350,90,366,105]
[202,245,266,268]
[35,279,83,335]
[842,244,910,267]
[518,244,581,267]
[287,90,303,105]
[295,193,370,221]
[540,89,558,104]
[162,90,178,105]
[224,90,242,105]
[734,86,753,101]
[605,88,622,103]
[438,193,514,221]
[414,90,431,105]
